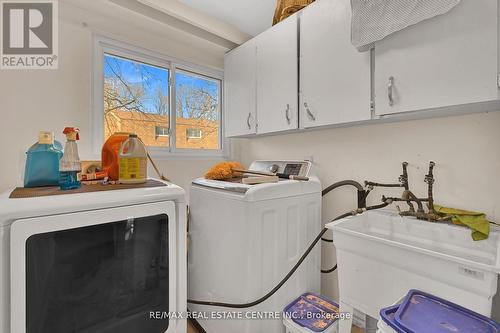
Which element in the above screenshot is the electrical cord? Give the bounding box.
[187,212,352,308]
[187,202,390,308]
[321,264,337,274]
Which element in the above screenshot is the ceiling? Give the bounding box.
[177,0,275,36]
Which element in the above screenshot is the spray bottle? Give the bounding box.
[59,127,81,190]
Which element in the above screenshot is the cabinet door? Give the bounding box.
[256,15,298,134]
[375,0,498,115]
[300,0,371,128]
[224,40,257,137]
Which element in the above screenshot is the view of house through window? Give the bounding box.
[103,53,221,151]
[175,71,220,149]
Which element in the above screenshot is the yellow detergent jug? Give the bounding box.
[118,134,147,184]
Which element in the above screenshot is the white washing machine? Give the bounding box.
[188,160,322,333]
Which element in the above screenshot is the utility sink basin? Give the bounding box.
[326,210,500,321]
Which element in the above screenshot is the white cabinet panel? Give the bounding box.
[224,40,257,137]
[375,0,498,115]
[256,15,298,134]
[300,0,371,128]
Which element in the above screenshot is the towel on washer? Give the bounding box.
[351,0,461,51]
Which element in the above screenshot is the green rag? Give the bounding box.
[434,205,491,241]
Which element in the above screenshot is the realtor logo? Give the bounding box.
[1,0,58,69]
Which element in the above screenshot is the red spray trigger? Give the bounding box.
[63,127,80,140]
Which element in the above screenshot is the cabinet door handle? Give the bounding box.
[388,76,394,106]
[246,113,252,130]
[285,104,291,125]
[304,102,316,121]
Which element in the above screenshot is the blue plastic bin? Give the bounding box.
[379,290,500,333]
[283,292,339,333]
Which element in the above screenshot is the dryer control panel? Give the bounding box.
[249,160,312,178]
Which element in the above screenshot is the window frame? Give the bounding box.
[92,35,227,159]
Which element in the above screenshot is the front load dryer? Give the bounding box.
[0,181,187,333]
[188,160,322,333]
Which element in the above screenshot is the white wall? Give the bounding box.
[0,0,227,194]
[232,111,500,302]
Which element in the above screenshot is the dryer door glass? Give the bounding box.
[25,214,169,333]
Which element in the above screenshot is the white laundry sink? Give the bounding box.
[326,209,500,330]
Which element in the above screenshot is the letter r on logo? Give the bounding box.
[8,8,47,49]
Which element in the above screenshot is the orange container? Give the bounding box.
[101,132,130,181]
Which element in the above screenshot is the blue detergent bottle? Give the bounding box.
[59,127,81,190]
[24,132,63,187]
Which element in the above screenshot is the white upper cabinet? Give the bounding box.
[374,0,499,115]
[300,0,371,127]
[224,39,257,137]
[224,0,500,137]
[255,15,299,134]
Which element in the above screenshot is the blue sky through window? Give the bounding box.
[104,54,168,114]
[104,54,220,118]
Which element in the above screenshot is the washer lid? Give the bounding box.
[191,176,321,201]
[191,178,250,193]
[192,160,321,201]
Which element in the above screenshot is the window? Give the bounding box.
[104,53,170,148]
[93,37,225,157]
[186,128,202,139]
[175,70,220,149]
[155,126,169,137]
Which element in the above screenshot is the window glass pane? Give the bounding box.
[104,53,169,148]
[175,71,220,150]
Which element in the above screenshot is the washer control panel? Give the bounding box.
[283,163,303,176]
[249,160,312,178]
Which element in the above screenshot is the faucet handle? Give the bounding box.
[424,161,435,184]
[399,161,410,187]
